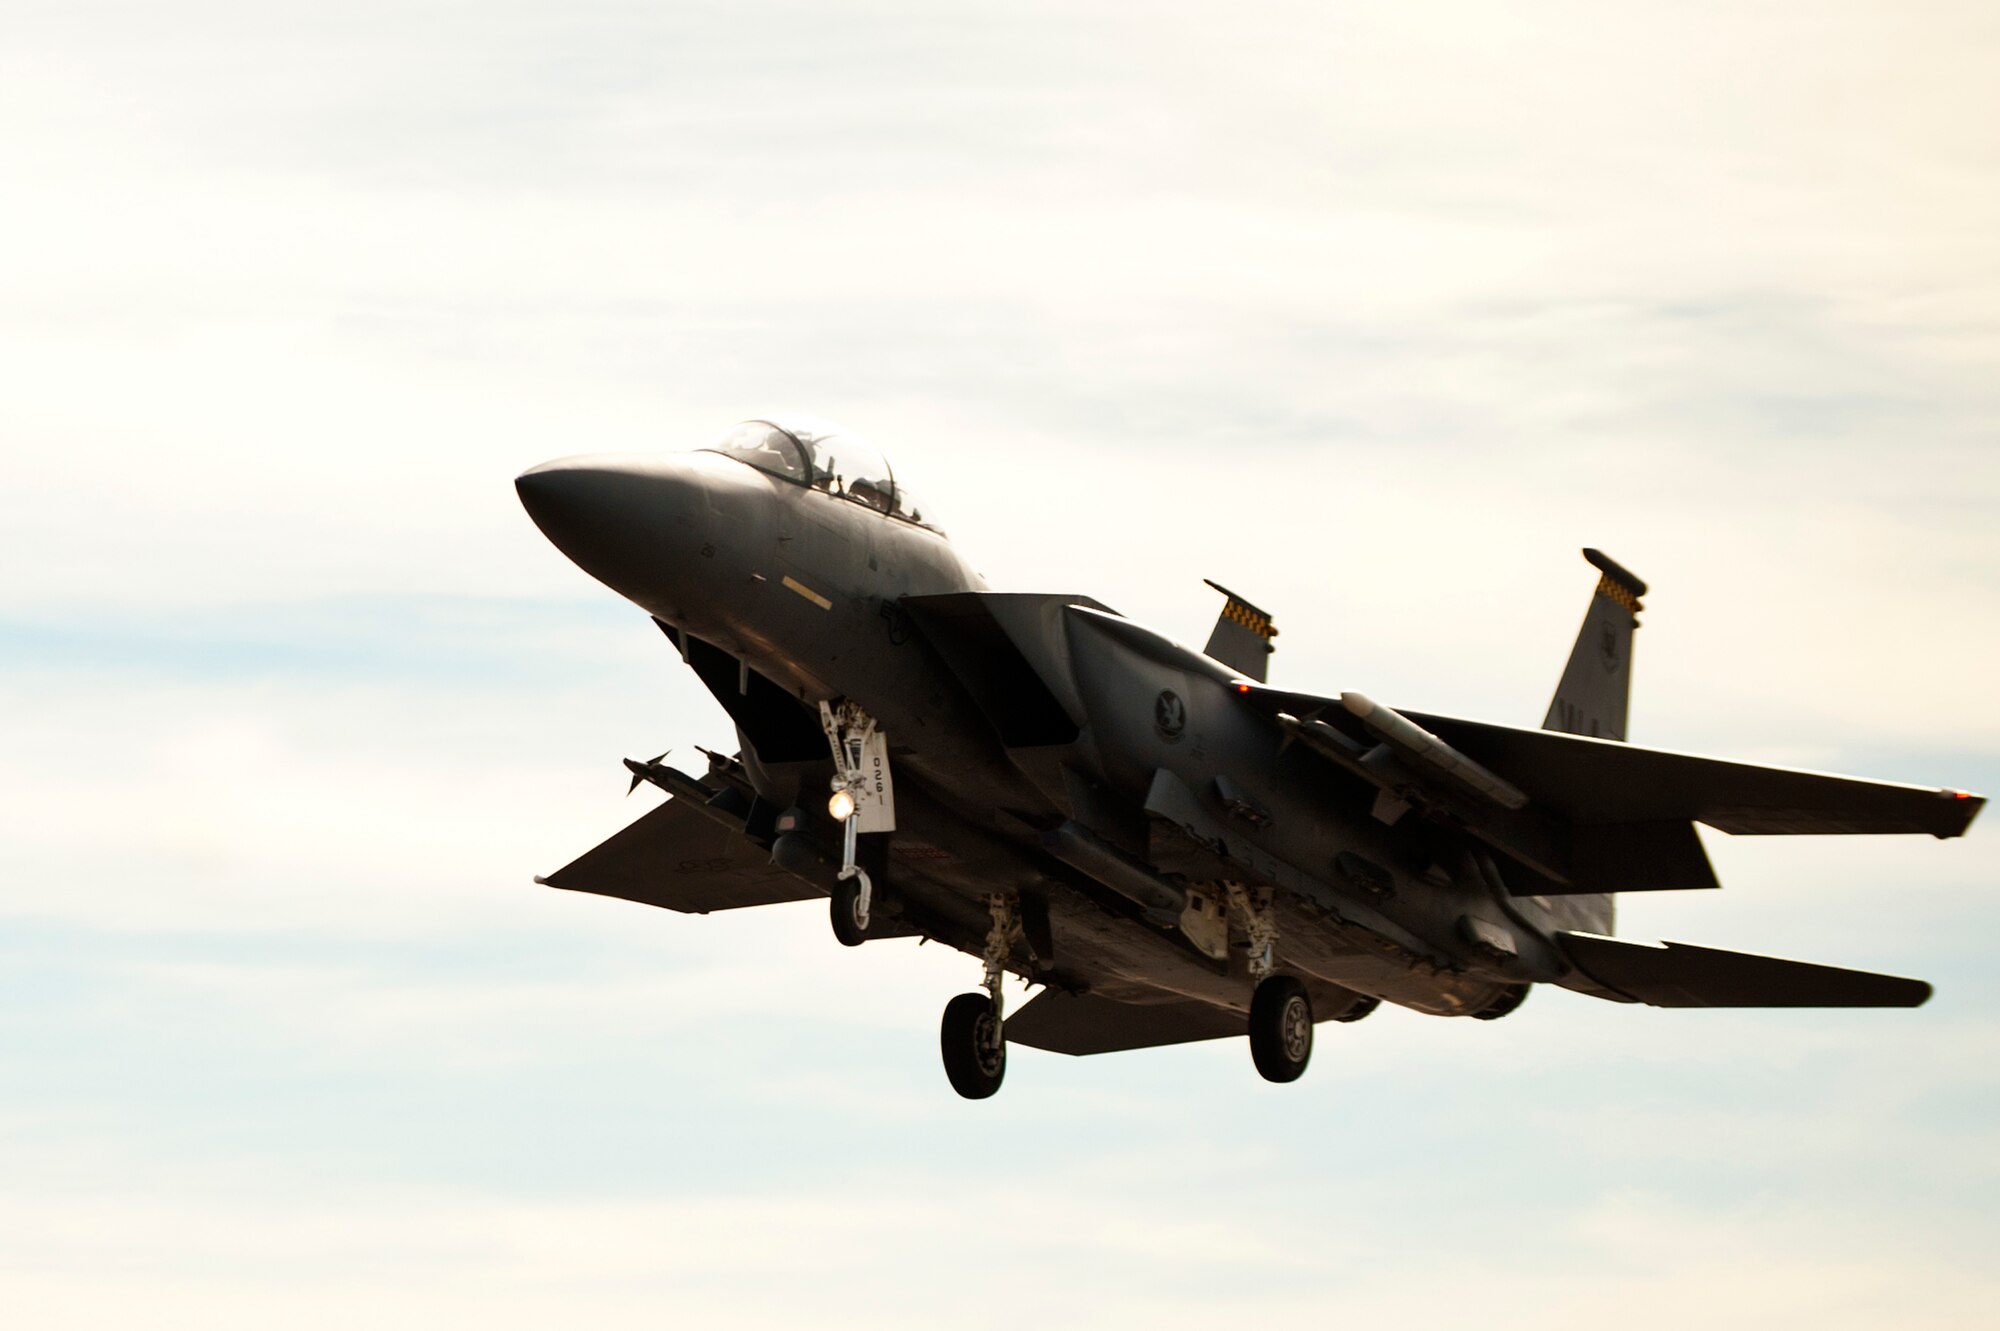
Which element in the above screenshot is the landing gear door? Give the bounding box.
[848,725,896,833]
[823,701,898,834]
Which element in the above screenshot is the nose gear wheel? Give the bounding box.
[831,877,870,947]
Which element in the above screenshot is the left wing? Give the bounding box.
[1403,710,1981,838]
[1233,681,1980,894]
[1240,682,1981,841]
[535,795,820,915]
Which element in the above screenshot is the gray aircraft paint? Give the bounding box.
[518,418,1983,1095]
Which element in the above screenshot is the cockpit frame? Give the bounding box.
[703,418,944,534]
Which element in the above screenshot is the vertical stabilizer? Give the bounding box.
[1201,580,1278,682]
[1543,549,1645,742]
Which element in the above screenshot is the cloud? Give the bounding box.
[5,2,2000,1323]
[2,1156,1995,1329]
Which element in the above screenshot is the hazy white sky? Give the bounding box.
[4,2,1997,1326]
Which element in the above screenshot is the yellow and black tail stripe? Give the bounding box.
[1594,575,1644,615]
[1581,548,1648,612]
[1221,598,1279,640]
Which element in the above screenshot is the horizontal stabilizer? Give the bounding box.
[1005,991,1246,1056]
[1565,820,1722,894]
[535,796,819,915]
[1402,711,1984,839]
[1559,932,1931,1007]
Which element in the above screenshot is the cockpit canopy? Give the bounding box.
[703,417,943,532]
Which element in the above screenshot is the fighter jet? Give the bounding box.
[517,417,1983,1098]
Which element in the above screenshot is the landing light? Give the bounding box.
[828,788,857,822]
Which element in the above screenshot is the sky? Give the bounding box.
[3,1,1998,1325]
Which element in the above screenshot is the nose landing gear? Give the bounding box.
[819,700,895,947]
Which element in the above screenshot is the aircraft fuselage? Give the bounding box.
[518,443,1553,1022]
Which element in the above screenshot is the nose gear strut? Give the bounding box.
[819,700,895,938]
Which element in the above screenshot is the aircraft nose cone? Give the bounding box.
[515,455,646,533]
[516,454,711,609]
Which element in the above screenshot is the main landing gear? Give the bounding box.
[940,894,1016,1099]
[1249,974,1313,1083]
[1229,882,1313,1084]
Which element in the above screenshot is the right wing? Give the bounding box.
[535,795,820,915]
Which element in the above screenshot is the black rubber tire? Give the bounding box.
[830,879,869,947]
[940,992,1006,1099]
[1248,975,1313,1083]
